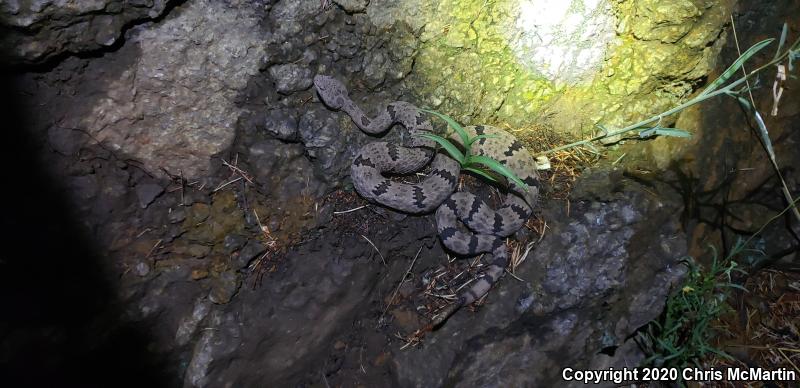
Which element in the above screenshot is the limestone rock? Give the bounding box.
[269,63,314,94]
[0,0,171,64]
[82,0,266,178]
[333,0,369,13]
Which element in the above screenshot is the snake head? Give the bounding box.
[313,75,349,109]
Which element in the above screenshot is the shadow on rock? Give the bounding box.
[0,71,172,387]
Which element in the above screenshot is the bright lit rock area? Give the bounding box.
[2,0,798,387]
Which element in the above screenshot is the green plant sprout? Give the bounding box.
[638,195,800,380]
[638,243,748,374]
[416,108,529,191]
[540,35,799,155]
[729,21,800,223]
[539,24,800,222]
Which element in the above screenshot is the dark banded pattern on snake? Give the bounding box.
[313,75,540,329]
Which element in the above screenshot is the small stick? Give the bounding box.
[361,234,387,266]
[333,205,367,215]
[378,246,423,327]
[505,269,526,282]
[136,228,152,238]
[454,277,476,292]
[778,348,800,375]
[425,292,458,300]
[321,370,331,388]
[537,220,547,243]
[511,241,535,272]
[221,158,254,184]
[213,177,243,193]
[146,239,163,258]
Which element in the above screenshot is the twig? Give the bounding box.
[377,246,423,327]
[146,239,163,258]
[454,277,476,292]
[425,292,458,300]
[537,220,547,243]
[361,234,387,266]
[505,269,526,282]
[252,208,277,249]
[221,158,254,184]
[333,205,368,214]
[778,348,800,375]
[511,241,535,272]
[213,177,243,193]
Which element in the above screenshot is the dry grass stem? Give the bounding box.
[333,205,368,215]
[213,176,242,193]
[361,234,387,266]
[378,245,424,327]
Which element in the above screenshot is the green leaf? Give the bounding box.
[420,109,470,148]
[723,283,748,292]
[734,96,776,158]
[467,134,499,146]
[595,123,611,135]
[699,38,774,97]
[706,347,735,361]
[735,95,753,110]
[416,133,465,164]
[466,155,528,191]
[463,167,499,183]
[774,23,789,61]
[638,127,693,139]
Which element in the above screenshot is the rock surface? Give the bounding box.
[334,0,369,13]
[391,169,687,387]
[6,0,798,387]
[364,0,733,135]
[79,0,267,178]
[0,0,172,65]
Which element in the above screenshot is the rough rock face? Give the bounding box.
[179,218,437,386]
[365,0,733,135]
[391,169,687,387]
[0,0,172,65]
[79,0,266,178]
[333,0,369,13]
[10,0,799,387]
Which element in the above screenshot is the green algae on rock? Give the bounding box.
[366,0,733,144]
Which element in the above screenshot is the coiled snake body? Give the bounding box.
[313,75,539,328]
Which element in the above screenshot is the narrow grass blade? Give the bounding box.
[774,23,788,61]
[595,123,611,135]
[724,283,748,292]
[417,133,465,163]
[421,109,470,147]
[699,38,774,97]
[463,167,499,183]
[706,347,735,361]
[468,134,499,146]
[639,127,692,139]
[467,155,527,191]
[735,96,800,222]
[583,142,600,154]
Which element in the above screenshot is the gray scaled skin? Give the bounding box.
[313,75,540,330]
